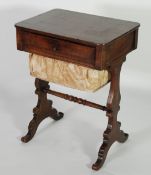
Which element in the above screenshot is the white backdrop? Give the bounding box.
[0,1,151,175]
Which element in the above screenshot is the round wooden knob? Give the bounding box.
[53,47,57,51]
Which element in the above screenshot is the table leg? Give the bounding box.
[92,62,128,170]
[21,78,64,143]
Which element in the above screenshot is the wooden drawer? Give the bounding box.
[16,28,96,68]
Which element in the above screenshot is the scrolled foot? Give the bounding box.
[117,121,129,143]
[21,116,39,143]
[48,100,64,121]
[21,134,33,143]
[92,125,114,171]
[92,120,129,170]
[92,158,105,171]
[50,109,64,121]
[117,130,129,143]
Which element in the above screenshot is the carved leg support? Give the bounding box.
[92,63,129,170]
[21,78,64,143]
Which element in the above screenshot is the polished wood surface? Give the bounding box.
[15,9,140,171]
[16,28,95,68]
[92,59,128,170]
[46,89,111,112]
[15,9,139,44]
[15,9,139,70]
[21,79,64,143]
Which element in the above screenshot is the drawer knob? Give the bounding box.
[53,47,57,52]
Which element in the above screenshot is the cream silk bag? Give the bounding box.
[29,54,110,92]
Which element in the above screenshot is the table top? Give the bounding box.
[15,9,139,45]
[15,9,140,70]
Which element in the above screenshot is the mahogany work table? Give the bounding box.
[15,9,140,170]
